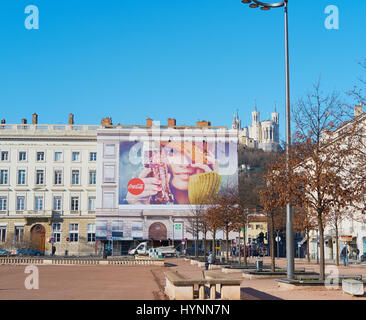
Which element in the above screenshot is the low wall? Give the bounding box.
[0,257,165,267]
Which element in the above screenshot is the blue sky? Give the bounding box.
[0,0,365,141]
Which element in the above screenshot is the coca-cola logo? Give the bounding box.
[127,178,145,195]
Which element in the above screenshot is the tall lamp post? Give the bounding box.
[241,0,294,279]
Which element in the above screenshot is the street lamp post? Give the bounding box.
[241,0,294,279]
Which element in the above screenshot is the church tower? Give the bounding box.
[252,105,260,124]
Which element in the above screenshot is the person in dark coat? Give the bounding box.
[341,246,348,266]
[51,245,56,256]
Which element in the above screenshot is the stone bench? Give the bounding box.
[342,279,364,296]
[164,271,242,300]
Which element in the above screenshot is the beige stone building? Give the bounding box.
[0,114,98,256]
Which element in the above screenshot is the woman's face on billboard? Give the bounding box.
[163,144,213,191]
[164,146,194,190]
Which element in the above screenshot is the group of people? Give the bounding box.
[340,246,360,266]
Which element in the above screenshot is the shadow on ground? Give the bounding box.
[241,287,283,300]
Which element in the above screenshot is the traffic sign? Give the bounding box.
[275,236,281,242]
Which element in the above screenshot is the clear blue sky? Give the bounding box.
[0,0,365,141]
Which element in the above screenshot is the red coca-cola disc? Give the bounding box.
[127,178,145,195]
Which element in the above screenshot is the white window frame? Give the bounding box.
[15,226,24,243]
[17,169,27,185]
[87,223,96,242]
[0,168,9,185]
[72,151,80,162]
[52,223,62,242]
[71,169,80,185]
[54,169,63,185]
[69,223,79,242]
[34,196,44,211]
[36,151,45,162]
[18,151,27,162]
[0,196,7,211]
[71,196,79,212]
[53,195,62,211]
[103,144,116,158]
[88,196,96,211]
[0,151,9,162]
[89,152,97,162]
[36,169,45,185]
[54,151,63,162]
[16,195,25,211]
[89,170,96,185]
[0,227,6,242]
[103,164,115,183]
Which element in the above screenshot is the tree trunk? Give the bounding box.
[226,225,229,263]
[195,218,199,258]
[306,230,310,262]
[238,230,241,265]
[318,215,325,280]
[203,230,207,261]
[335,225,339,266]
[212,229,216,260]
[242,219,247,267]
[270,214,275,272]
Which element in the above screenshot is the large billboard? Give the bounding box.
[118,139,237,209]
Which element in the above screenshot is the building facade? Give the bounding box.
[0,114,98,255]
[232,107,279,152]
[96,119,239,255]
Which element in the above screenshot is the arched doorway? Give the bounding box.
[30,224,46,253]
[148,222,167,241]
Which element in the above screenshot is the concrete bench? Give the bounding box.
[164,271,242,300]
[342,279,364,296]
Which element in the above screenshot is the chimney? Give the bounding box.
[68,113,74,125]
[32,113,38,124]
[21,118,27,124]
[1,119,5,124]
[146,118,153,128]
[354,105,363,118]
[167,118,176,128]
[196,120,211,128]
[101,117,113,127]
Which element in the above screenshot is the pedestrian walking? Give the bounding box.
[52,245,56,256]
[341,246,349,266]
[356,248,360,260]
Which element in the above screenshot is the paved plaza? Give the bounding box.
[1,257,366,300]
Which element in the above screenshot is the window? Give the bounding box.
[89,171,96,185]
[15,226,24,242]
[0,227,6,242]
[19,152,26,161]
[52,223,62,242]
[1,151,8,161]
[35,196,43,211]
[54,170,62,185]
[71,170,80,185]
[36,170,44,185]
[88,197,96,211]
[89,152,97,161]
[87,223,96,242]
[71,196,79,211]
[69,223,79,242]
[103,192,114,209]
[55,152,63,162]
[16,196,25,211]
[17,169,26,185]
[53,196,62,211]
[103,165,115,183]
[104,144,115,157]
[72,152,80,162]
[0,169,8,185]
[0,197,7,211]
[36,152,45,161]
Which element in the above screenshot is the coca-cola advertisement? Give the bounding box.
[118,139,237,208]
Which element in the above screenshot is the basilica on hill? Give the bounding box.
[231,106,279,152]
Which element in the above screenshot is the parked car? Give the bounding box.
[361,254,366,262]
[17,248,44,256]
[0,249,10,256]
